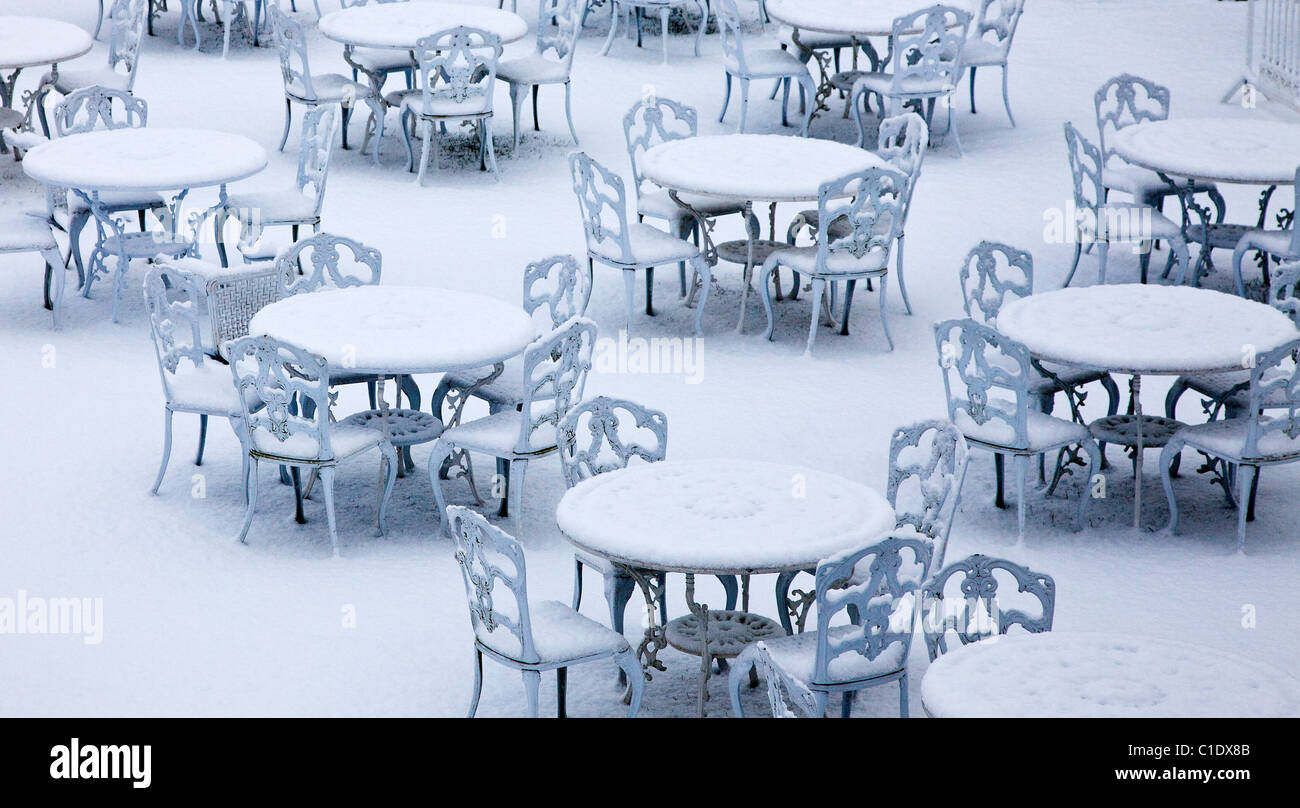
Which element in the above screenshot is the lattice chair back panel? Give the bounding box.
[569,151,633,264]
[107,0,147,89]
[812,535,931,685]
[296,105,341,214]
[1063,121,1105,214]
[523,254,593,330]
[1093,73,1171,161]
[716,0,750,76]
[226,335,337,461]
[208,267,283,352]
[814,167,907,275]
[270,4,316,100]
[889,4,972,96]
[1269,260,1300,326]
[622,96,697,194]
[970,0,1025,57]
[1246,336,1300,458]
[933,318,1035,450]
[538,0,582,66]
[557,396,667,489]
[887,420,969,572]
[448,506,539,663]
[276,232,382,297]
[413,27,502,115]
[921,554,1056,661]
[958,240,1033,327]
[515,317,598,454]
[144,265,209,399]
[53,86,147,137]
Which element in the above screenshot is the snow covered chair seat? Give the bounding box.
[0,210,65,326]
[716,0,815,136]
[449,506,644,717]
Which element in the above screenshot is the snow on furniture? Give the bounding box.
[33,0,142,139]
[921,632,1300,717]
[318,0,527,50]
[0,15,93,152]
[448,506,644,718]
[920,554,1055,661]
[495,0,582,150]
[962,0,1025,126]
[1233,167,1300,295]
[716,0,816,136]
[0,210,65,327]
[730,534,930,718]
[333,0,417,103]
[600,0,706,65]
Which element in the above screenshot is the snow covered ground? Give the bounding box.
[1,0,1297,717]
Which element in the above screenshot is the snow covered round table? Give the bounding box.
[556,458,895,715]
[640,134,886,331]
[0,16,93,149]
[318,1,529,49]
[921,632,1300,717]
[997,284,1296,528]
[1111,118,1300,284]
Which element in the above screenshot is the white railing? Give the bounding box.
[1227,0,1300,112]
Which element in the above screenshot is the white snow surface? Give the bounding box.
[763,0,974,37]
[2,0,1299,718]
[556,459,895,572]
[920,632,1300,718]
[996,284,1298,374]
[248,286,536,373]
[0,15,91,69]
[640,134,885,201]
[1112,118,1300,185]
[317,0,529,49]
[22,128,268,191]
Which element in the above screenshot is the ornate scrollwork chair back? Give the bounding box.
[276,232,382,297]
[53,85,147,136]
[568,151,633,264]
[887,420,970,572]
[449,505,537,663]
[523,254,593,329]
[226,335,335,462]
[557,396,667,489]
[958,240,1033,327]
[933,318,1033,449]
[921,554,1056,661]
[621,96,697,198]
[515,317,598,455]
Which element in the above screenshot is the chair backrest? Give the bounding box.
[206,264,283,353]
[536,0,581,70]
[888,4,972,98]
[295,105,340,217]
[812,167,907,276]
[756,640,818,717]
[1093,73,1171,164]
[958,240,1033,326]
[876,112,929,224]
[811,535,931,685]
[514,317,598,454]
[717,0,751,76]
[569,151,634,264]
[107,0,147,91]
[144,264,209,402]
[412,27,502,117]
[1269,259,1300,325]
[269,3,316,100]
[448,505,541,663]
[53,86,147,137]
[921,554,1056,661]
[557,396,667,488]
[523,254,593,329]
[225,335,337,461]
[1063,121,1104,215]
[933,318,1035,450]
[622,96,697,197]
[969,0,1025,59]
[887,420,969,572]
[1244,336,1300,458]
[275,232,382,297]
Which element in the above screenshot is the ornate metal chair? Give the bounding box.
[933,318,1103,541]
[729,534,930,718]
[36,0,146,137]
[844,5,972,156]
[268,4,383,161]
[145,264,262,495]
[496,0,582,150]
[568,150,713,333]
[180,0,267,58]
[338,0,416,97]
[0,211,65,327]
[962,0,1025,126]
[428,317,598,537]
[1160,335,1300,552]
[759,166,907,354]
[1062,122,1191,287]
[449,506,644,717]
[623,96,746,298]
[226,334,400,557]
[1232,167,1300,295]
[600,0,707,65]
[396,27,502,184]
[920,554,1055,660]
[216,105,340,267]
[774,419,969,635]
[716,0,815,136]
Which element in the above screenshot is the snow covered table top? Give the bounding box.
[0,16,92,70]
[996,285,1297,375]
[556,459,895,574]
[22,128,267,192]
[1112,118,1300,186]
[318,1,528,49]
[921,632,1300,717]
[248,286,535,375]
[764,0,972,36]
[640,135,885,202]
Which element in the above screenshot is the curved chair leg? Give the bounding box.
[400,109,416,172]
[780,77,791,127]
[1170,235,1191,286]
[719,73,732,122]
[878,274,894,350]
[622,269,636,331]
[692,0,705,56]
[659,8,669,65]
[728,645,757,717]
[1164,378,1188,476]
[968,66,977,113]
[645,266,655,315]
[427,438,456,535]
[278,99,292,152]
[571,558,584,610]
[804,277,826,355]
[320,466,340,557]
[1159,439,1183,535]
[895,234,912,314]
[522,669,541,717]
[760,259,778,341]
[1232,239,1252,297]
[378,442,398,536]
[508,83,523,150]
[68,212,89,288]
[1235,465,1256,553]
[235,457,259,543]
[152,409,175,495]
[1096,240,1109,284]
[482,119,501,182]
[507,457,528,538]
[692,256,712,335]
[1014,453,1028,543]
[851,87,868,147]
[737,78,750,133]
[1078,439,1102,531]
[467,649,483,717]
[899,673,909,717]
[615,648,644,717]
[415,120,433,185]
[797,75,815,137]
[195,413,208,465]
[599,2,620,55]
[563,82,578,144]
[43,246,65,327]
[1000,64,1015,126]
[1063,240,1082,288]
